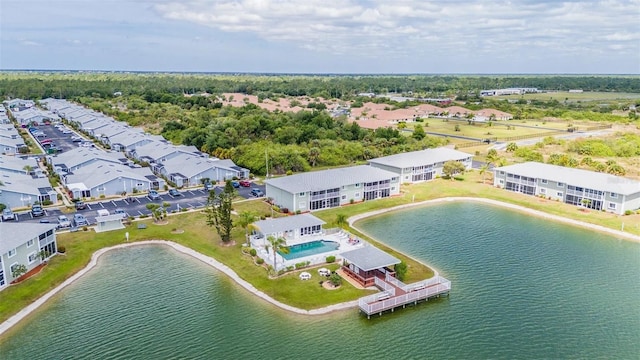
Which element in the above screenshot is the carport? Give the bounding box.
[94,214,125,233]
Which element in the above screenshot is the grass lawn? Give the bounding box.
[1,172,638,325]
[492,91,640,102]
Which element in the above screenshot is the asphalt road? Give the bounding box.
[4,183,267,228]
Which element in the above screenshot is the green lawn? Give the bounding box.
[409,120,562,139]
[492,91,640,102]
[1,172,637,325]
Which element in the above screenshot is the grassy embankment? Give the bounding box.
[1,171,638,325]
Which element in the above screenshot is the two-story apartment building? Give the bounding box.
[0,222,57,291]
[368,147,473,183]
[493,162,640,215]
[265,165,400,213]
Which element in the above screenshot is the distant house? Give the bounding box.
[265,165,400,213]
[493,162,640,215]
[48,147,123,176]
[0,171,57,209]
[0,222,58,291]
[473,109,513,121]
[156,154,248,187]
[63,161,164,199]
[368,147,472,183]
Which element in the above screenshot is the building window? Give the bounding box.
[557,182,564,187]
[610,192,617,198]
[541,179,547,184]
[499,171,505,175]
[299,192,306,197]
[608,203,616,210]
[8,248,16,258]
[28,252,39,264]
[539,188,546,194]
[341,195,346,200]
[27,239,34,248]
[355,183,360,188]
[557,192,563,197]
[391,177,398,181]
[97,187,105,192]
[391,186,396,191]
[137,183,144,188]
[499,179,504,184]
[354,192,360,198]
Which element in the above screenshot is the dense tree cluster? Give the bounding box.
[2,72,639,101]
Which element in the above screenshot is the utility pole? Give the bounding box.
[265,149,269,179]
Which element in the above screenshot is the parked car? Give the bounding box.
[31,204,45,217]
[231,181,240,188]
[57,215,71,228]
[148,190,161,200]
[250,188,264,197]
[114,208,129,219]
[61,129,72,134]
[203,182,214,191]
[2,208,16,221]
[75,200,87,210]
[71,136,83,142]
[239,180,251,187]
[168,189,182,197]
[73,213,88,227]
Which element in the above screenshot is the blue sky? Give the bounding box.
[1,0,639,74]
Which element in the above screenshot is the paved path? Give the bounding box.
[0,240,359,336]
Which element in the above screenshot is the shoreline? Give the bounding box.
[349,197,640,243]
[1,197,637,336]
[0,240,359,337]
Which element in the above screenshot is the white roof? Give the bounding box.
[253,214,325,235]
[0,222,57,255]
[265,165,397,194]
[340,245,400,271]
[368,147,471,169]
[495,162,640,195]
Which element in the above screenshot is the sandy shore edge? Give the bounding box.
[2,197,637,336]
[349,197,640,243]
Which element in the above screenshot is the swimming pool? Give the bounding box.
[279,240,340,260]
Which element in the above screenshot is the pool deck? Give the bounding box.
[251,229,364,269]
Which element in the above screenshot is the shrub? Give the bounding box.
[326,255,336,263]
[286,266,294,271]
[329,273,342,287]
[42,200,53,206]
[249,248,257,257]
[99,194,106,199]
[624,210,633,215]
[395,261,408,281]
[256,257,264,265]
[82,226,88,231]
[281,208,289,214]
[57,246,66,253]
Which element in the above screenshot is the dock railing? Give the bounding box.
[359,276,451,316]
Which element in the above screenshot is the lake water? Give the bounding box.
[1,202,638,359]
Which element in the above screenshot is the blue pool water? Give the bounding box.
[279,240,339,260]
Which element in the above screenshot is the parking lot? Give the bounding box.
[28,123,90,154]
[4,183,267,228]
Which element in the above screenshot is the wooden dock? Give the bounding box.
[358,274,451,318]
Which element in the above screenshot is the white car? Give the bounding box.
[61,129,72,134]
[2,208,16,221]
[57,215,71,228]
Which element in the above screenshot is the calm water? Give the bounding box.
[1,202,639,359]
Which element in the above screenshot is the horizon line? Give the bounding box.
[1,69,638,77]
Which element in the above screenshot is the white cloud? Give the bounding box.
[153,0,640,62]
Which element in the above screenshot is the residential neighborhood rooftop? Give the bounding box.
[265,165,398,193]
[340,244,401,272]
[252,214,326,235]
[0,222,57,255]
[495,162,640,195]
[368,147,472,169]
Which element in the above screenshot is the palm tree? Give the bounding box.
[23,165,33,175]
[237,211,257,246]
[479,163,490,184]
[266,235,289,273]
[335,213,347,228]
